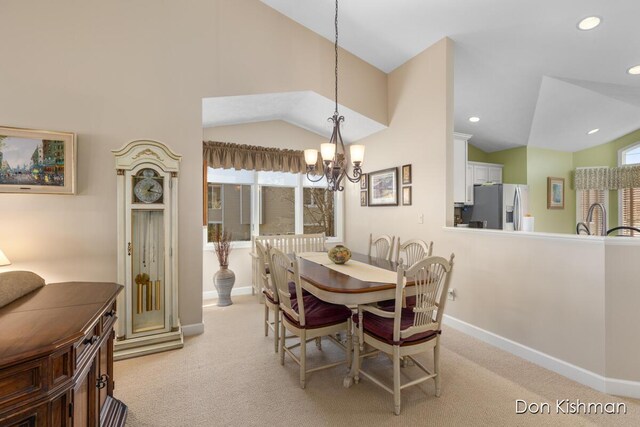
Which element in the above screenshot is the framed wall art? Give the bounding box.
[402,186,412,206]
[547,177,564,209]
[360,190,367,206]
[368,167,398,206]
[402,164,412,185]
[0,126,76,194]
[360,173,368,190]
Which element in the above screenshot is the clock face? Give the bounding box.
[133,169,163,204]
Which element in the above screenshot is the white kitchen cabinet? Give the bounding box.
[466,161,503,205]
[488,165,503,183]
[473,165,489,184]
[468,161,503,185]
[465,164,474,204]
[453,132,472,204]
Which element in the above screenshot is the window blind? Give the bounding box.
[622,188,640,236]
[578,189,606,235]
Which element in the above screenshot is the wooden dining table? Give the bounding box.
[295,251,411,387]
[297,251,411,305]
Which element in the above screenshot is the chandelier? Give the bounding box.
[304,0,365,192]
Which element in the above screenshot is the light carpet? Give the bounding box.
[115,296,640,426]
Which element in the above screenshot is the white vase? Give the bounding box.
[214,266,235,307]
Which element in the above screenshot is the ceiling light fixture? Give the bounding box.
[469,117,480,123]
[577,16,601,31]
[587,128,600,135]
[304,0,364,192]
[628,65,640,75]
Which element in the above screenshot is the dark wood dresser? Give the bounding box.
[0,282,126,427]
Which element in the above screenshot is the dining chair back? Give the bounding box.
[257,241,282,353]
[255,240,272,298]
[368,234,395,261]
[395,239,433,266]
[269,247,353,389]
[268,247,302,325]
[353,253,455,415]
[392,255,453,342]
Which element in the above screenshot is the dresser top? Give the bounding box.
[0,282,122,367]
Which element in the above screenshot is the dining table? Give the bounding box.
[294,251,413,387]
[296,251,412,304]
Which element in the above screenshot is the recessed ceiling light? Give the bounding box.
[587,128,600,135]
[577,16,601,31]
[628,65,640,75]
[469,117,480,123]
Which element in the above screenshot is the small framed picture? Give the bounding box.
[360,190,368,206]
[547,177,564,209]
[402,186,412,206]
[402,164,412,185]
[360,173,368,190]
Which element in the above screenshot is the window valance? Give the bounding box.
[203,141,322,174]
[575,165,640,190]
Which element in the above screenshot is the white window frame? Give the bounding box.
[617,141,640,227]
[203,169,344,250]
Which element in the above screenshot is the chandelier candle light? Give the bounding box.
[304,0,365,192]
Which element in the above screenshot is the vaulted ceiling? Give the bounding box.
[261,0,640,153]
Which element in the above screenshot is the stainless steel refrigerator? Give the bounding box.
[470,184,529,230]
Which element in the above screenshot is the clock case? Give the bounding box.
[112,140,183,360]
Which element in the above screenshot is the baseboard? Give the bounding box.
[605,377,640,399]
[203,286,253,301]
[442,314,640,399]
[182,322,204,337]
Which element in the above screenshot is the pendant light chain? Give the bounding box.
[334,0,339,116]
[303,0,364,191]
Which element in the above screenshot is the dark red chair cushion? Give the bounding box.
[284,294,351,329]
[263,281,301,304]
[354,308,439,345]
[288,281,311,297]
[263,289,277,304]
[377,295,417,310]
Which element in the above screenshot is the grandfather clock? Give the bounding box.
[112,140,183,360]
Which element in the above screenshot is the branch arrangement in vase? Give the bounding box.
[211,229,232,267]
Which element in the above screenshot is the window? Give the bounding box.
[205,168,341,245]
[619,143,640,236]
[260,186,295,235]
[576,188,608,235]
[206,183,252,242]
[303,187,335,236]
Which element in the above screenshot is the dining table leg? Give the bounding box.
[343,314,359,388]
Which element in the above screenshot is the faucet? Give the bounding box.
[585,203,607,236]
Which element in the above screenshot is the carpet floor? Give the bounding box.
[114,295,640,426]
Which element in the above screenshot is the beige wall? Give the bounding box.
[605,241,640,381]
[345,38,454,254]
[0,1,386,328]
[344,37,609,377]
[441,230,606,374]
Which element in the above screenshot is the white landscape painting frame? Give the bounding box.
[0,126,76,194]
[368,167,398,206]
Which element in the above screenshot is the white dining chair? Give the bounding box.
[269,247,353,389]
[395,238,433,265]
[368,234,395,261]
[352,254,455,415]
